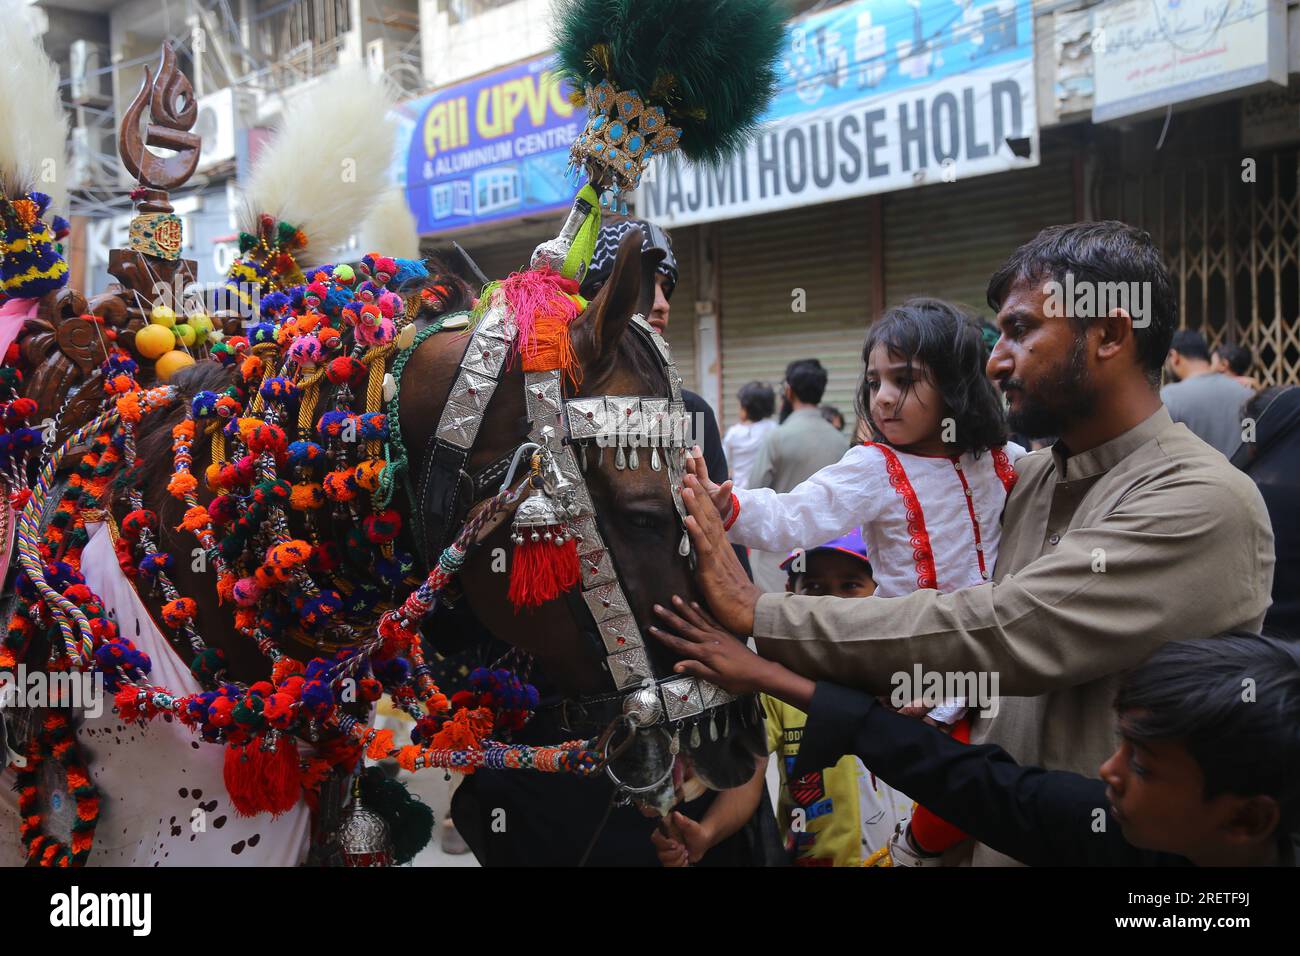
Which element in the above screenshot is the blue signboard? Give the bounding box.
[403,55,580,234]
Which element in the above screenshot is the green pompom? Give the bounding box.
[276,220,299,247]
[359,767,434,865]
[552,0,787,165]
[238,232,258,253]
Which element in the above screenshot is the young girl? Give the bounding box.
[690,297,1024,864]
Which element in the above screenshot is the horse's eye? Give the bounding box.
[627,511,664,531]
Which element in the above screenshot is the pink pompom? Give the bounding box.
[358,318,395,347]
[232,576,264,607]
[289,335,323,364]
[377,291,403,318]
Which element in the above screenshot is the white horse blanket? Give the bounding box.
[0,522,311,865]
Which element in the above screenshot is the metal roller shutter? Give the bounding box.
[718,198,874,431]
[663,225,698,396]
[882,155,1076,323]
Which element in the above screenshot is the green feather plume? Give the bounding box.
[552,0,789,166]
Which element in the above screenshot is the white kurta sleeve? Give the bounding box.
[1003,441,1028,466]
[728,444,886,552]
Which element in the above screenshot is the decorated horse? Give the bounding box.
[0,0,787,866]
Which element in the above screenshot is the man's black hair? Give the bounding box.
[1170,328,1211,363]
[1115,632,1300,833]
[987,221,1176,385]
[857,298,1009,455]
[785,358,829,405]
[1214,342,1252,376]
[738,381,775,422]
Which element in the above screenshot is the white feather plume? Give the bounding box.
[0,0,70,213]
[242,67,397,266]
[359,187,421,259]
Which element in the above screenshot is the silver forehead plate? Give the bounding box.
[461,335,507,377]
[524,370,564,424]
[640,399,669,445]
[607,647,652,689]
[436,401,483,448]
[596,613,642,653]
[566,398,608,441]
[581,583,631,623]
[697,680,732,710]
[661,678,704,721]
[606,396,643,436]
[578,548,617,588]
[448,368,497,415]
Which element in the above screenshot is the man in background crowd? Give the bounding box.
[1162,329,1254,457]
[746,358,850,592]
[1211,342,1260,391]
[723,381,778,489]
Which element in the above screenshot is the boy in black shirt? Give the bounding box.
[651,611,1300,866]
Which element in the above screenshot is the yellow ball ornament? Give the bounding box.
[174,324,197,347]
[134,323,176,359]
[189,314,214,341]
[155,349,196,381]
[150,305,177,328]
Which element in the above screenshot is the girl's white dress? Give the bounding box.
[728,442,1025,598]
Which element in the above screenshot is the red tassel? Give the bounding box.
[508,535,580,610]
[223,738,302,817]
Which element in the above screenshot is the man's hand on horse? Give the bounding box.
[685,445,733,516]
[649,597,813,709]
[682,474,760,635]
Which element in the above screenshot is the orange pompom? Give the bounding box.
[205,462,224,490]
[289,482,325,510]
[115,392,143,423]
[177,505,210,532]
[167,471,198,497]
[354,459,384,492]
[364,728,396,760]
[172,420,196,441]
[216,572,237,604]
[271,657,305,684]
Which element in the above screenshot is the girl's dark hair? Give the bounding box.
[1116,632,1300,833]
[738,381,775,421]
[856,297,1008,455]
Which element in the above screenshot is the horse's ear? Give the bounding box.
[573,227,656,374]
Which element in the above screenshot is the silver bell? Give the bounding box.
[338,799,393,867]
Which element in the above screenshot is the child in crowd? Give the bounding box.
[652,531,890,866]
[688,297,1024,863]
[653,616,1300,866]
[722,381,778,490]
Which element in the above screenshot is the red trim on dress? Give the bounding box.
[990,445,1018,494]
[865,443,938,590]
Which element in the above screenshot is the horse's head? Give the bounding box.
[404,229,764,813]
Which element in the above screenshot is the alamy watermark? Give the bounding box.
[1042,271,1151,329]
[889,664,1000,719]
[0,666,105,719]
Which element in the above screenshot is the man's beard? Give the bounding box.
[1003,336,1100,439]
[778,397,793,424]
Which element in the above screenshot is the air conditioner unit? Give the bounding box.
[70,39,110,106]
[195,87,256,174]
